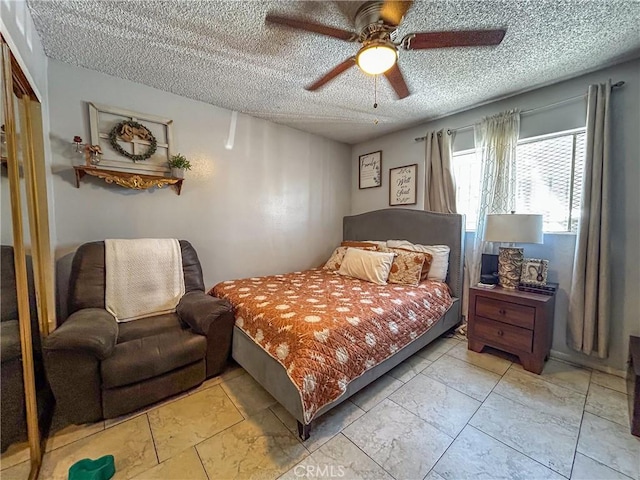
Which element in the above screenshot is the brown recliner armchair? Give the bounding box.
[43,240,234,425]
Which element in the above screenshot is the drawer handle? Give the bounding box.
[497,330,504,336]
[499,309,506,315]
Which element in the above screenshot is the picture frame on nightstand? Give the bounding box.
[520,258,548,286]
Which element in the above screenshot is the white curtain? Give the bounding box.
[424,129,457,213]
[568,81,611,358]
[462,110,521,320]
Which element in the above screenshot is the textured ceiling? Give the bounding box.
[28,0,640,144]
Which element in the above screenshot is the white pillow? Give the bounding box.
[362,240,388,248]
[338,248,395,286]
[386,240,450,282]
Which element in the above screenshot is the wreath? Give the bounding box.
[109,120,157,162]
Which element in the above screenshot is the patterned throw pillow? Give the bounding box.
[323,245,377,271]
[393,247,434,282]
[387,240,445,281]
[380,247,426,286]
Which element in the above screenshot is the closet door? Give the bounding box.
[1,36,55,480]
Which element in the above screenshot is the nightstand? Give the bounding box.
[468,285,556,374]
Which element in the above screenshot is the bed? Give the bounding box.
[211,208,464,440]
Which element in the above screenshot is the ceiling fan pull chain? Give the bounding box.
[373,75,379,124]
[373,74,378,109]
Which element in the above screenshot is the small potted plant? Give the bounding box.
[168,153,191,178]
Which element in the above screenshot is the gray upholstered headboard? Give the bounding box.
[343,209,465,299]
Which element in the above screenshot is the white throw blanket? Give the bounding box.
[105,238,185,322]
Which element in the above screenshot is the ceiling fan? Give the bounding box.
[266,0,506,99]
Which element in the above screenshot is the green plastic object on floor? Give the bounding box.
[68,455,115,480]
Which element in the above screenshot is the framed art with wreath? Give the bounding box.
[88,103,174,175]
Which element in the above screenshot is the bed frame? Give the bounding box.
[231,209,465,440]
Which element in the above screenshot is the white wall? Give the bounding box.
[48,60,351,292]
[1,0,56,249]
[351,58,640,373]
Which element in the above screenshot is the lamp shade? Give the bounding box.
[484,214,543,244]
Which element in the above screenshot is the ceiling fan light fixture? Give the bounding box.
[356,41,398,75]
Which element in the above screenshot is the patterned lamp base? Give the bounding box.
[498,247,523,289]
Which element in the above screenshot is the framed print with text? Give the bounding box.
[359,151,382,189]
[389,164,417,206]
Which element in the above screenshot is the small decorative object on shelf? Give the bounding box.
[84,144,103,167]
[73,135,83,152]
[74,166,183,195]
[72,135,103,166]
[167,153,191,179]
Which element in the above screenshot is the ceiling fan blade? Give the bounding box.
[403,29,506,49]
[379,1,414,26]
[265,14,357,42]
[383,63,410,99]
[306,57,357,91]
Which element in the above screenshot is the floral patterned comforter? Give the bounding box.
[210,268,452,423]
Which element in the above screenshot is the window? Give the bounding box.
[453,149,481,230]
[453,129,585,232]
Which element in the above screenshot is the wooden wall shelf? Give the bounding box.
[73,166,183,195]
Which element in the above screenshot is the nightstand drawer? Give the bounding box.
[473,316,534,352]
[475,296,535,329]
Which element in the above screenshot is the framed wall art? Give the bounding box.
[88,103,174,175]
[389,164,417,206]
[359,150,382,189]
[520,258,549,286]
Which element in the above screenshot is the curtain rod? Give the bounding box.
[414,80,625,142]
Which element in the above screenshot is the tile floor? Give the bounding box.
[1,337,638,480]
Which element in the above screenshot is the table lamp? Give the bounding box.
[484,213,543,289]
